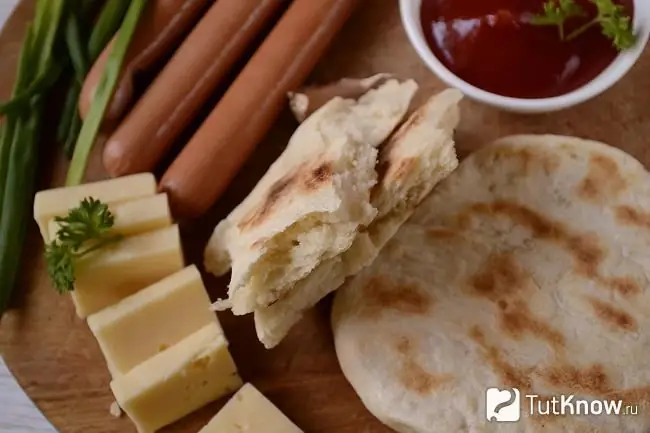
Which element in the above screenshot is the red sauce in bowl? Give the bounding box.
[420,0,634,99]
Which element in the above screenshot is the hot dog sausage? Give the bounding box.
[79,0,211,125]
[102,0,285,178]
[159,0,360,219]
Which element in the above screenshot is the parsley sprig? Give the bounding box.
[531,0,586,39]
[531,0,636,51]
[45,198,122,294]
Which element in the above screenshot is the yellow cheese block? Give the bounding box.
[87,265,219,376]
[110,322,242,433]
[72,225,184,318]
[34,173,156,240]
[46,193,172,243]
[198,383,303,433]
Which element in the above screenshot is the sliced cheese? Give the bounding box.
[110,322,242,433]
[71,225,184,318]
[34,173,156,240]
[199,383,302,433]
[46,193,172,243]
[87,265,218,376]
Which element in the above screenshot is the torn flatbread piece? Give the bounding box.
[205,78,418,315]
[288,73,393,122]
[254,89,462,348]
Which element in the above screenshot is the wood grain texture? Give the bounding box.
[0,0,649,432]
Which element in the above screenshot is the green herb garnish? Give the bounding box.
[45,198,122,294]
[0,0,66,319]
[531,0,636,50]
[530,0,586,39]
[57,0,131,156]
[66,0,148,186]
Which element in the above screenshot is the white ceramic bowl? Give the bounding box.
[400,0,650,113]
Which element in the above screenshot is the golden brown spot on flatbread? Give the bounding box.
[373,103,430,187]
[305,162,333,190]
[586,296,637,332]
[541,153,561,174]
[469,326,533,391]
[483,202,604,275]
[363,277,433,317]
[427,227,458,240]
[540,364,612,394]
[615,205,650,230]
[500,300,565,349]
[469,326,486,345]
[566,234,603,278]
[606,276,641,296]
[472,329,647,411]
[470,253,565,350]
[399,361,451,395]
[491,358,531,392]
[237,161,333,230]
[471,253,527,299]
[470,202,558,238]
[387,109,423,148]
[577,154,626,202]
[395,335,414,355]
[465,201,637,297]
[478,146,560,177]
[238,174,295,229]
[374,157,416,193]
[455,212,472,230]
[493,147,532,176]
[391,158,417,181]
[393,336,452,395]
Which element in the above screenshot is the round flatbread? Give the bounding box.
[332,135,650,433]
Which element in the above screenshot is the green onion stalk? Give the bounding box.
[57,0,131,156]
[66,0,147,186]
[0,0,66,318]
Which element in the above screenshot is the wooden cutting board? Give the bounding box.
[1,1,649,432]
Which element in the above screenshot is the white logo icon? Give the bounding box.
[486,387,521,422]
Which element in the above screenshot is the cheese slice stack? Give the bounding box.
[89,263,243,432]
[35,175,183,318]
[34,173,157,240]
[46,193,171,242]
[199,383,303,433]
[111,322,242,433]
[37,175,244,432]
[87,265,217,376]
[71,224,184,318]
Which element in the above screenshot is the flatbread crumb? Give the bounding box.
[109,401,122,418]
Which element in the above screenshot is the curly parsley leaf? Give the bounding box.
[45,197,121,294]
[532,0,636,51]
[530,0,586,39]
